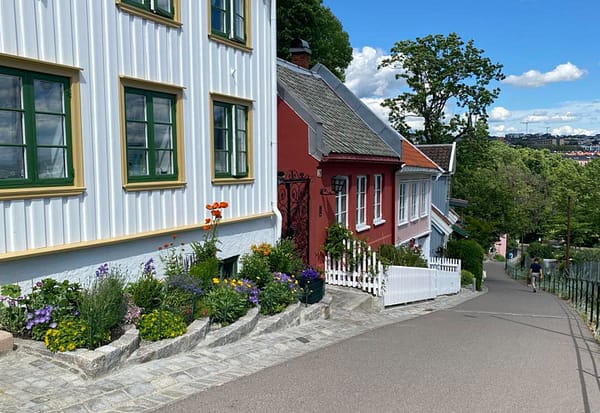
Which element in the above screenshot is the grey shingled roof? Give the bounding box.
[277,60,398,158]
[416,143,454,173]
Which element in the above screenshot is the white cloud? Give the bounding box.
[489,107,511,121]
[503,62,586,87]
[360,97,390,121]
[344,47,404,98]
[551,125,594,136]
[524,112,577,123]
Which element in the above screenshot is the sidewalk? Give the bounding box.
[0,286,484,413]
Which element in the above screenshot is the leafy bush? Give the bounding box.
[137,309,187,341]
[204,284,248,326]
[0,295,26,335]
[258,273,298,315]
[322,223,354,259]
[237,252,272,288]
[267,239,304,274]
[44,317,94,352]
[77,269,127,349]
[127,259,164,312]
[187,258,219,292]
[447,240,485,291]
[526,242,554,260]
[461,269,475,287]
[493,254,505,262]
[378,244,427,267]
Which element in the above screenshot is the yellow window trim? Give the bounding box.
[116,0,182,28]
[209,93,254,182]
[206,0,252,49]
[0,53,84,200]
[119,76,186,190]
[0,212,274,262]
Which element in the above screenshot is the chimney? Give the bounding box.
[289,38,312,69]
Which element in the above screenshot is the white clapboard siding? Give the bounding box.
[0,0,277,257]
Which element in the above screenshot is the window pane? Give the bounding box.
[215,151,228,174]
[126,122,148,147]
[153,97,172,123]
[154,124,172,149]
[155,0,172,12]
[214,105,226,128]
[0,111,24,145]
[211,0,227,33]
[0,74,22,109]
[236,151,247,174]
[37,147,66,179]
[34,79,64,113]
[236,130,246,151]
[233,0,245,40]
[36,114,65,146]
[125,93,146,121]
[128,149,148,176]
[155,150,173,175]
[0,147,25,179]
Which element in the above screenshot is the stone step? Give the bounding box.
[0,330,13,354]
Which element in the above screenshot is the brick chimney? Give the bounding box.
[289,38,311,69]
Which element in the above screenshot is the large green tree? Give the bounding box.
[379,33,505,144]
[277,0,352,80]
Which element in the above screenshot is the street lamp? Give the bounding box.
[321,176,346,195]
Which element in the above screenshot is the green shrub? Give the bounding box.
[526,242,554,260]
[258,274,298,316]
[378,244,427,267]
[267,239,304,274]
[237,253,272,288]
[447,240,485,291]
[77,271,127,349]
[461,269,475,287]
[322,223,354,259]
[187,257,219,292]
[204,285,248,326]
[127,259,164,312]
[0,296,26,335]
[137,309,187,341]
[44,317,94,352]
[493,254,505,262]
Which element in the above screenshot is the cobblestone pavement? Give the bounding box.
[0,287,483,413]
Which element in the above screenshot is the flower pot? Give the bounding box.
[297,277,325,304]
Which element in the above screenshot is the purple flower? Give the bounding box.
[95,263,109,278]
[301,267,319,281]
[142,258,156,277]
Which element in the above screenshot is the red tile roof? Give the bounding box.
[402,141,439,169]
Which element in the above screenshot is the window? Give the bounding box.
[124,87,177,182]
[219,255,239,278]
[335,176,348,225]
[122,0,173,17]
[211,0,247,45]
[397,183,407,224]
[421,180,429,217]
[212,97,250,179]
[0,67,73,189]
[116,0,181,26]
[373,174,383,224]
[356,175,368,231]
[411,182,419,220]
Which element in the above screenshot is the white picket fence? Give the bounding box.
[324,241,461,307]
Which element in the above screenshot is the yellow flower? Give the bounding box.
[212,277,220,284]
[67,343,76,351]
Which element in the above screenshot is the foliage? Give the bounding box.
[258,273,299,316]
[1,284,21,298]
[377,244,427,268]
[277,0,352,80]
[0,295,26,335]
[204,284,249,326]
[77,268,127,349]
[493,254,505,262]
[266,238,304,274]
[322,222,355,259]
[127,259,164,312]
[446,239,485,285]
[44,317,94,352]
[237,251,272,288]
[460,270,475,287]
[137,309,187,341]
[569,249,600,265]
[159,235,186,277]
[379,33,504,144]
[526,242,555,260]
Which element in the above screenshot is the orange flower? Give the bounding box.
[219,201,229,208]
[204,218,211,224]
[211,209,222,218]
[203,225,211,230]
[172,234,177,239]
[163,243,170,248]
[205,203,213,210]
[212,201,220,210]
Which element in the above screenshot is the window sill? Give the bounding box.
[397,220,408,227]
[212,177,254,185]
[116,3,182,28]
[373,218,386,227]
[355,224,371,233]
[208,34,252,53]
[0,186,86,200]
[123,181,186,191]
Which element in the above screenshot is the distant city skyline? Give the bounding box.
[323,0,600,137]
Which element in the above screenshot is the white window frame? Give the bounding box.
[373,174,384,225]
[335,176,348,226]
[397,182,407,225]
[356,175,369,232]
[411,182,419,221]
[420,180,429,217]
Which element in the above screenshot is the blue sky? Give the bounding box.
[323,0,600,137]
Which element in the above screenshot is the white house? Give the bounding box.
[0,0,279,288]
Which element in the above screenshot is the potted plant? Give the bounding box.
[296,267,324,304]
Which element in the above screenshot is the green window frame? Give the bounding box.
[0,66,73,189]
[211,0,246,43]
[213,101,248,178]
[124,87,177,182]
[122,0,174,18]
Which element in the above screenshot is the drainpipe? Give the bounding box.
[269,0,282,240]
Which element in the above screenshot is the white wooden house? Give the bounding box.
[0,0,279,288]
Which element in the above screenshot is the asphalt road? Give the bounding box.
[156,262,600,413]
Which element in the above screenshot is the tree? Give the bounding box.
[379,33,505,144]
[277,0,352,80]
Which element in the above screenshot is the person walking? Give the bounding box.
[529,257,543,292]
